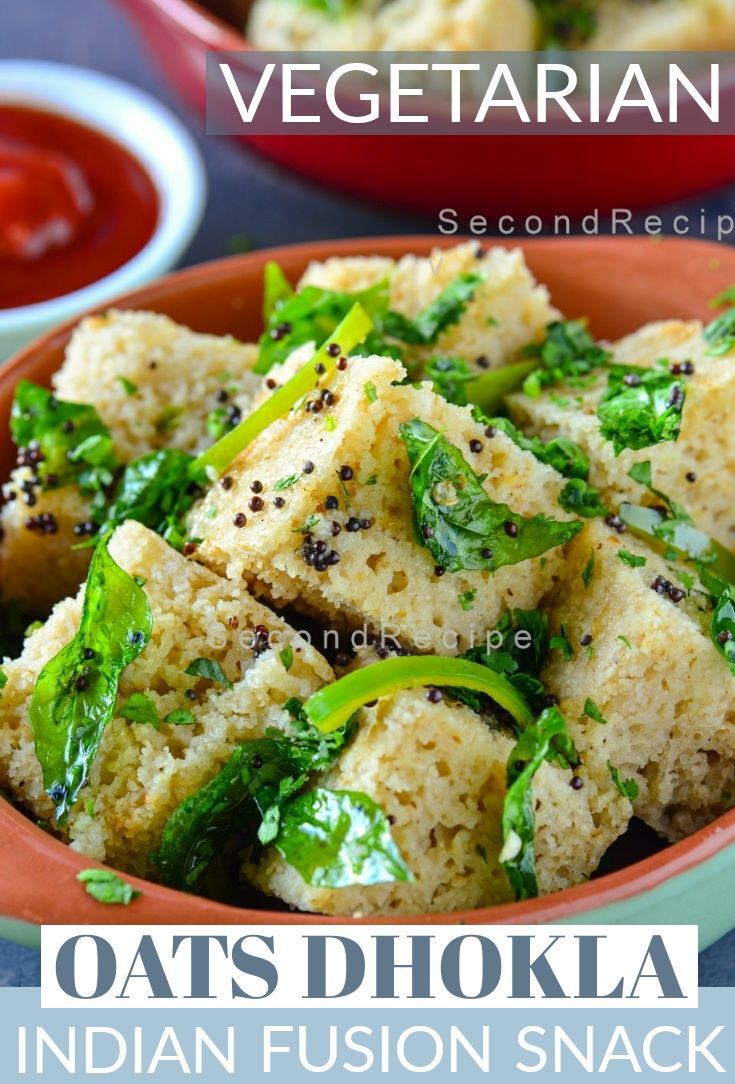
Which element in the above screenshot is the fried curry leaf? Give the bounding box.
[274,789,412,888]
[382,272,484,346]
[558,478,608,518]
[500,707,573,900]
[10,381,117,491]
[155,738,302,890]
[154,705,361,892]
[399,419,582,574]
[95,449,204,552]
[597,366,686,455]
[521,320,610,398]
[489,416,590,480]
[29,536,152,823]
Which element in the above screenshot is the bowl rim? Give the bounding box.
[0,60,207,332]
[2,232,735,928]
[124,0,252,48]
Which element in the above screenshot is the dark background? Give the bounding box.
[1,0,735,986]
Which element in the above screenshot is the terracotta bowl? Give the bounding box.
[2,235,735,946]
[111,0,735,218]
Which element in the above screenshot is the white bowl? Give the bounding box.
[0,61,206,359]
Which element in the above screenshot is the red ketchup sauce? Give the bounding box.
[0,105,159,310]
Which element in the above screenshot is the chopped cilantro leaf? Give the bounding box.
[598,366,685,455]
[550,629,573,661]
[521,320,609,398]
[581,698,608,725]
[558,478,608,518]
[119,692,160,728]
[77,869,140,905]
[117,377,138,397]
[164,709,196,726]
[185,658,233,689]
[608,762,640,800]
[274,473,302,491]
[618,549,647,569]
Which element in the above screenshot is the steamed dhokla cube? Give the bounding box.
[589,0,735,50]
[542,519,735,842]
[0,521,333,877]
[299,243,559,373]
[53,310,261,461]
[247,689,630,916]
[0,469,93,615]
[249,0,537,52]
[0,470,102,615]
[507,320,735,548]
[190,353,577,655]
[0,312,261,612]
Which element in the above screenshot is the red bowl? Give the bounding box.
[112,0,735,218]
[3,234,735,938]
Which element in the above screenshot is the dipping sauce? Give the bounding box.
[0,105,159,310]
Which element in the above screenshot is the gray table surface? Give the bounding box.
[2,0,735,988]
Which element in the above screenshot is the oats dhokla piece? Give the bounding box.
[0,521,333,878]
[0,312,261,613]
[249,0,537,51]
[299,243,559,374]
[53,309,261,461]
[0,469,93,615]
[249,0,735,52]
[542,519,735,842]
[589,0,735,50]
[190,353,576,655]
[507,320,735,548]
[247,689,629,916]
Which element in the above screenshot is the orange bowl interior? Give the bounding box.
[2,234,735,928]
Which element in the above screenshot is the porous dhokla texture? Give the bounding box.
[53,310,261,461]
[0,470,92,615]
[507,320,735,548]
[190,353,575,655]
[0,521,333,878]
[542,519,735,842]
[299,243,559,373]
[589,0,735,50]
[248,689,629,916]
[0,312,261,613]
[249,0,536,51]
